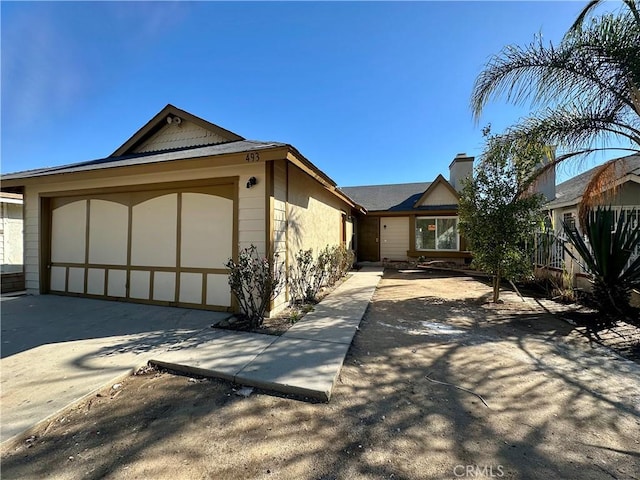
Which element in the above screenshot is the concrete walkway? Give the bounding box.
[150,266,384,401]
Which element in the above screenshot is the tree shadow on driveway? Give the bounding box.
[0,295,228,359]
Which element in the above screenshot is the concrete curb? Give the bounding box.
[150,267,383,402]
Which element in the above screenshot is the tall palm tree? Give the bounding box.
[471,1,640,222]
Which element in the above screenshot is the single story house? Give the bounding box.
[341,154,474,263]
[1,105,361,315]
[538,154,640,303]
[546,154,640,234]
[1,192,24,292]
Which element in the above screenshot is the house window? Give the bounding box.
[563,212,576,232]
[415,217,459,251]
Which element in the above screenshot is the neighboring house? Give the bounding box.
[539,154,640,293]
[546,154,640,234]
[1,105,360,315]
[0,193,24,293]
[341,154,474,263]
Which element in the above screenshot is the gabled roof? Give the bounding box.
[2,140,286,181]
[111,104,244,157]
[340,181,457,212]
[341,182,430,212]
[413,174,459,207]
[546,154,640,209]
[1,105,361,210]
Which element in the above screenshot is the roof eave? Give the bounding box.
[1,143,290,187]
[285,147,363,212]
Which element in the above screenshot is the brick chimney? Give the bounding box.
[449,153,474,192]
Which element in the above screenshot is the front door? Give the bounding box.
[357,216,380,262]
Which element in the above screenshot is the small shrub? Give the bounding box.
[288,245,354,305]
[288,249,327,304]
[287,249,312,303]
[226,245,285,329]
[326,245,355,285]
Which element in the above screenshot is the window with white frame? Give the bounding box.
[415,217,459,251]
[563,212,577,232]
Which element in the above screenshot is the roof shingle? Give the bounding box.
[546,154,640,208]
[340,182,440,212]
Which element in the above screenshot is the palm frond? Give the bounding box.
[568,0,640,34]
[472,8,640,119]
[578,159,624,224]
[496,106,640,155]
[568,0,602,33]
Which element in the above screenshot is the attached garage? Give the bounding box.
[2,104,360,316]
[45,181,236,310]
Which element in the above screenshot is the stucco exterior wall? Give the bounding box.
[1,202,24,270]
[380,217,409,261]
[23,161,265,294]
[286,164,349,259]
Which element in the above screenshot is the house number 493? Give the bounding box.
[245,152,260,162]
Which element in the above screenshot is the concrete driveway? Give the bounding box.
[0,294,229,443]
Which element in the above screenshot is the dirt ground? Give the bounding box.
[2,270,640,480]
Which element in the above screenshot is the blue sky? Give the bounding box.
[0,1,619,186]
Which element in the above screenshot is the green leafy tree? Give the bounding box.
[471,1,640,221]
[459,136,545,302]
[562,206,640,327]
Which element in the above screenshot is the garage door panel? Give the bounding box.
[107,269,127,297]
[89,200,128,265]
[87,268,105,295]
[131,194,177,267]
[179,272,203,304]
[181,193,233,269]
[206,274,231,307]
[130,270,151,299]
[153,272,176,302]
[68,267,85,294]
[51,200,86,263]
[50,266,66,291]
[49,185,234,311]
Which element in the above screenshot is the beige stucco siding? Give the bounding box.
[380,217,409,261]
[23,161,265,294]
[286,165,347,257]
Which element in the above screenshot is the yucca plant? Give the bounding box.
[563,206,640,326]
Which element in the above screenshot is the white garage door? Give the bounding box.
[48,184,235,310]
